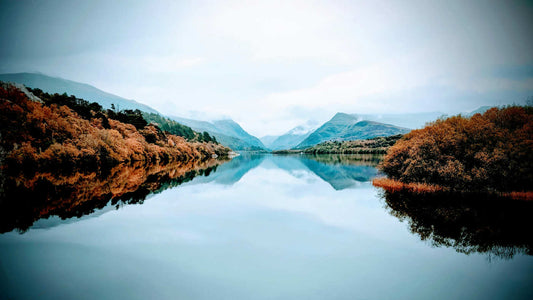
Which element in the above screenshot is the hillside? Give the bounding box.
[0,82,230,172]
[213,119,265,149]
[302,134,403,154]
[0,72,158,113]
[142,112,217,143]
[295,113,409,149]
[169,116,267,151]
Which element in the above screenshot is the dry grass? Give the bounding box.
[500,191,533,201]
[373,177,533,201]
[372,177,446,193]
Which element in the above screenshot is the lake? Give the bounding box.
[0,154,532,300]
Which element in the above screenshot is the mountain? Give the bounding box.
[0,72,158,113]
[295,113,410,149]
[213,119,267,150]
[267,125,315,150]
[261,121,319,150]
[169,116,267,151]
[259,135,279,148]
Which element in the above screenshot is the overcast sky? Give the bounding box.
[1,0,532,136]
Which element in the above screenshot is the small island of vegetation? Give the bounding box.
[373,106,533,200]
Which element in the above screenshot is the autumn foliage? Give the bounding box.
[0,83,230,172]
[379,106,533,193]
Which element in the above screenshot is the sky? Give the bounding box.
[1,0,532,136]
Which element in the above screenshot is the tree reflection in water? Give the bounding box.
[0,158,227,233]
[380,190,533,260]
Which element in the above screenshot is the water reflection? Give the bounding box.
[191,153,379,190]
[190,153,266,185]
[6,151,531,263]
[380,190,533,259]
[0,154,381,233]
[0,159,226,233]
[1,154,532,299]
[271,154,380,190]
[300,154,380,190]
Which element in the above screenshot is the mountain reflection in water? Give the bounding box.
[0,158,227,233]
[380,190,533,259]
[271,154,381,190]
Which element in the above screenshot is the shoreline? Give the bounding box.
[372,177,533,201]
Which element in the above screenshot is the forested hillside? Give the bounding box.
[0,83,230,172]
[170,115,267,151]
[142,112,217,143]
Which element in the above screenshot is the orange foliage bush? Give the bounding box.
[380,106,533,193]
[0,84,230,172]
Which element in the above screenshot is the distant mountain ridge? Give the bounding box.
[262,128,312,150]
[0,72,158,113]
[263,112,443,151]
[170,116,267,151]
[261,122,318,150]
[295,113,410,149]
[347,112,445,129]
[259,135,279,148]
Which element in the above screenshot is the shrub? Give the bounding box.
[380,106,533,192]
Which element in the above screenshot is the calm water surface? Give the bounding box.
[0,154,531,300]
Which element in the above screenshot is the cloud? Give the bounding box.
[256,55,431,113]
[197,0,363,64]
[142,56,206,73]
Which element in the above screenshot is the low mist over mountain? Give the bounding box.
[347,112,445,129]
[259,135,279,148]
[262,122,318,150]
[0,73,158,114]
[295,113,410,149]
